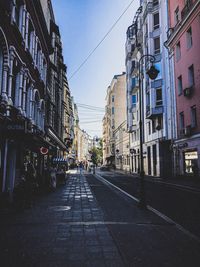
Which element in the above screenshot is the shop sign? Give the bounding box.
[6,122,25,131]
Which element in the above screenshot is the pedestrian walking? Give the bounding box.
[25,162,36,207]
[79,161,84,175]
[49,166,57,191]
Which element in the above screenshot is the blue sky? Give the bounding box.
[51,0,139,137]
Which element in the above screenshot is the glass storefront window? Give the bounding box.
[184,151,198,174]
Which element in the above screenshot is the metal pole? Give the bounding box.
[138,54,156,209]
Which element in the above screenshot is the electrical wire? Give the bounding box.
[68,0,136,81]
[77,103,104,109]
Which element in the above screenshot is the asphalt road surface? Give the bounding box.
[96,171,200,239]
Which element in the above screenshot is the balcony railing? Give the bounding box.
[146,105,163,119]
[167,0,198,42]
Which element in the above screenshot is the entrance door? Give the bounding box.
[147,146,151,175]
[153,144,157,176]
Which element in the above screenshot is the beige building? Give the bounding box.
[103,72,129,169]
[114,120,130,172]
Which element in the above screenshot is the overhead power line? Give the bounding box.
[69,0,136,81]
[80,120,103,124]
[77,103,104,110]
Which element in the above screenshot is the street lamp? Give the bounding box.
[138,54,159,209]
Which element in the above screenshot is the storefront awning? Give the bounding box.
[47,128,66,150]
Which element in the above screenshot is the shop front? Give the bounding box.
[0,117,49,201]
[174,136,200,178]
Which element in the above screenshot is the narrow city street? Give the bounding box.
[1,171,200,267]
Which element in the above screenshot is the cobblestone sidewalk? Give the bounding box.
[0,172,124,267]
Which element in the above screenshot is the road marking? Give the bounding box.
[108,171,200,194]
[95,173,200,244]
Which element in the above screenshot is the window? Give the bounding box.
[112,95,114,102]
[176,41,181,61]
[132,95,136,105]
[188,65,194,86]
[174,7,179,25]
[28,21,35,56]
[15,0,23,29]
[157,116,163,129]
[148,121,151,135]
[112,107,114,115]
[177,75,183,95]
[186,27,192,49]
[153,13,159,30]
[146,92,150,106]
[154,37,160,54]
[191,105,197,128]
[11,60,20,107]
[153,0,159,7]
[152,119,156,133]
[0,46,3,89]
[179,112,184,129]
[156,88,162,106]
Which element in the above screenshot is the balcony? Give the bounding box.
[146,105,163,119]
[127,124,137,133]
[130,60,138,74]
[143,2,153,22]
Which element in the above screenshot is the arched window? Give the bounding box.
[0,45,3,91]
[26,87,32,118]
[39,99,45,130]
[37,43,42,72]
[14,0,24,33]
[28,19,34,56]
[41,57,47,83]
[33,90,40,126]
[11,59,20,107]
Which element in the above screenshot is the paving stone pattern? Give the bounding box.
[0,174,124,267]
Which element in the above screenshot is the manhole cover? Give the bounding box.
[48,206,71,211]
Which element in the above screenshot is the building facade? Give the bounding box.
[126,0,176,177]
[166,0,200,176]
[114,120,130,171]
[102,73,127,167]
[0,0,71,200]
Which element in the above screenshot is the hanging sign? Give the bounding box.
[40,147,49,155]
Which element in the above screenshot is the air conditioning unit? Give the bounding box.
[179,128,185,136]
[183,86,193,97]
[184,125,191,136]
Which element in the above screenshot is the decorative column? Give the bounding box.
[22,70,28,115]
[7,48,15,105]
[34,37,38,65]
[1,64,9,103]
[11,0,16,25]
[17,68,24,113]
[21,5,26,40]
[30,87,34,121]
[25,13,29,49]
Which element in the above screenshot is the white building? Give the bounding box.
[126,0,176,177]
